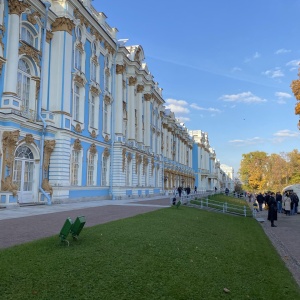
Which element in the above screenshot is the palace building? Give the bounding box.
[0,0,233,206]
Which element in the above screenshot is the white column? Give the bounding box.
[127,76,136,140]
[136,84,144,144]
[144,94,151,147]
[42,32,52,110]
[115,64,124,135]
[4,13,20,94]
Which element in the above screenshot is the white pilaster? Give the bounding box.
[127,76,136,140]
[115,64,124,135]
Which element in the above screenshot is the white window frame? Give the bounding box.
[101,155,109,186]
[87,151,97,186]
[70,149,83,186]
[20,22,38,48]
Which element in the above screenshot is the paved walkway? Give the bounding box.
[0,196,299,287]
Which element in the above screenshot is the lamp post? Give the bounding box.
[109,38,128,200]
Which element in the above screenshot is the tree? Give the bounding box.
[239,151,268,191]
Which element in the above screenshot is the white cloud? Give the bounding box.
[219,91,267,103]
[165,98,190,114]
[272,130,300,143]
[231,67,242,72]
[286,59,300,71]
[229,137,264,146]
[275,48,291,55]
[275,92,292,104]
[190,103,221,113]
[244,52,261,63]
[262,68,284,78]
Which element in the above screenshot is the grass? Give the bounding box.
[1,205,300,299]
[190,194,253,216]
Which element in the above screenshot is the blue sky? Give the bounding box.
[95,0,300,176]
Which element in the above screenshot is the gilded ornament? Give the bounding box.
[43,140,56,172]
[104,41,115,55]
[105,135,109,142]
[27,11,41,25]
[46,30,53,43]
[89,143,97,154]
[75,123,82,133]
[52,17,75,35]
[137,84,144,93]
[116,64,125,74]
[19,44,41,68]
[25,134,34,144]
[144,93,151,101]
[90,85,100,95]
[73,139,82,150]
[42,178,53,195]
[90,130,97,138]
[0,57,6,76]
[1,175,18,196]
[129,76,137,86]
[103,147,110,157]
[8,0,29,16]
[74,74,84,86]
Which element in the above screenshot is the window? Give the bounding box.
[103,103,108,133]
[87,152,95,186]
[89,95,95,128]
[71,150,80,186]
[126,157,131,186]
[76,27,82,41]
[75,47,82,71]
[17,59,31,112]
[21,24,38,48]
[91,61,97,82]
[101,156,108,186]
[73,84,80,121]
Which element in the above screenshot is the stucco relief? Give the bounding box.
[90,130,97,138]
[8,0,30,16]
[129,76,137,86]
[27,11,41,25]
[52,17,75,35]
[116,64,125,74]
[46,30,53,43]
[74,8,89,28]
[44,140,56,172]
[137,85,144,93]
[73,139,82,150]
[74,123,82,133]
[144,93,151,101]
[104,41,114,55]
[143,155,148,175]
[42,178,53,195]
[103,147,110,158]
[1,130,20,195]
[122,148,126,172]
[89,143,97,155]
[0,56,6,76]
[19,43,41,68]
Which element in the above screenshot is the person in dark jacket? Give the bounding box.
[256,193,264,211]
[276,192,283,213]
[268,192,278,227]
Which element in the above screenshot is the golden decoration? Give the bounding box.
[52,17,75,35]
[137,84,144,93]
[89,143,97,155]
[129,76,137,86]
[46,30,53,43]
[1,175,18,196]
[27,11,41,25]
[116,64,125,74]
[19,44,41,68]
[122,148,126,172]
[104,95,111,104]
[105,135,109,142]
[73,139,82,150]
[8,0,29,16]
[25,134,34,144]
[103,147,110,157]
[74,74,84,86]
[44,140,56,171]
[42,178,53,195]
[90,130,97,138]
[0,57,6,76]
[144,93,151,101]
[104,41,115,55]
[74,124,82,133]
[90,85,100,95]
[105,68,110,76]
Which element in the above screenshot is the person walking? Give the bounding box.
[256,193,264,211]
[268,192,278,227]
[283,192,291,216]
[276,192,283,213]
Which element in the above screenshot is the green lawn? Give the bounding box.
[1,206,299,299]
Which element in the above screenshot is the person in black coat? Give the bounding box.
[256,193,264,211]
[268,192,278,227]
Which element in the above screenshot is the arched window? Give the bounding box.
[21,23,38,48]
[71,149,81,186]
[101,155,108,186]
[87,151,96,186]
[17,59,31,112]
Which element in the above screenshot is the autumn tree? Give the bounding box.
[239,151,268,191]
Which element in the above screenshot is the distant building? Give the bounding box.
[0,0,233,206]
